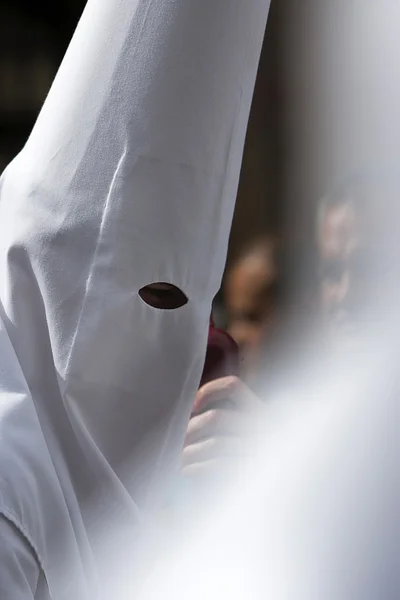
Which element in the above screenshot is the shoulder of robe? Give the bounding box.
[0,397,70,576]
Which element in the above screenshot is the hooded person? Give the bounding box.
[0,0,271,597]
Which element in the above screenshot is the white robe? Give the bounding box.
[0,0,270,597]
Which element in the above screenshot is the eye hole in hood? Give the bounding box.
[139,283,188,310]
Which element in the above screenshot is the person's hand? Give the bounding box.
[182,376,262,479]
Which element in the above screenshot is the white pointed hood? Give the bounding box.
[0,0,270,596]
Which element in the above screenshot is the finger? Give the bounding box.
[193,376,239,414]
[185,408,243,446]
[182,436,244,468]
[181,459,228,480]
[194,376,262,415]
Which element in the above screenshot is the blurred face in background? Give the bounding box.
[224,238,281,376]
[318,197,371,334]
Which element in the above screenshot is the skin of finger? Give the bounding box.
[184,408,244,446]
[194,376,240,413]
[181,458,228,479]
[182,436,244,467]
[194,376,261,415]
